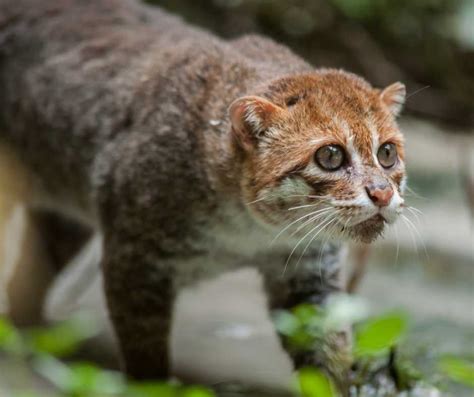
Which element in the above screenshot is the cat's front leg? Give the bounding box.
[102,235,177,380]
[262,252,352,392]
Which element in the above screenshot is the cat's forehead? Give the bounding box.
[290,80,403,161]
[259,71,405,166]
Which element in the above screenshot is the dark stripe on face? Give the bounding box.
[285,162,308,176]
[274,161,310,185]
[302,176,335,197]
[392,171,404,192]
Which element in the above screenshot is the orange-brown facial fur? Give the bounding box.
[230,70,406,243]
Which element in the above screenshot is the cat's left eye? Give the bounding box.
[377,142,398,168]
[315,144,345,171]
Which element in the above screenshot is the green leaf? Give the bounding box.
[438,356,474,388]
[27,315,98,357]
[34,356,125,395]
[274,306,325,350]
[67,362,125,395]
[180,385,216,397]
[298,367,335,397]
[354,311,408,357]
[288,328,316,350]
[0,316,16,345]
[0,316,23,353]
[293,304,319,326]
[273,310,300,337]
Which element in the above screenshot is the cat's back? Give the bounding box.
[0,0,216,141]
[0,0,306,150]
[0,0,309,218]
[0,0,222,197]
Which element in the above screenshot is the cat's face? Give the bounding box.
[230,71,406,243]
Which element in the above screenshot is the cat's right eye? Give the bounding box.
[315,145,345,171]
[377,142,398,168]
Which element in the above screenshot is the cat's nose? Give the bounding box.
[365,183,393,207]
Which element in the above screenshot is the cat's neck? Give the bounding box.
[199,194,342,262]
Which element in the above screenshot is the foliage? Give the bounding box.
[27,315,99,358]
[0,316,23,354]
[354,311,408,357]
[274,304,323,350]
[438,356,474,388]
[274,294,368,351]
[297,367,336,397]
[0,315,216,397]
[274,296,473,395]
[1,297,473,397]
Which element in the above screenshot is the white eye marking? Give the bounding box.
[366,117,380,165]
[346,134,363,168]
[309,137,328,146]
[334,117,363,167]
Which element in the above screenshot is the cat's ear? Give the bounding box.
[229,96,283,151]
[380,82,406,117]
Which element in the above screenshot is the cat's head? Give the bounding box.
[229,70,406,243]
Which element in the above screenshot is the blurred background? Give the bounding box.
[0,0,473,396]
[152,0,474,128]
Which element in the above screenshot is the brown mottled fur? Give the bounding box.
[0,0,406,390]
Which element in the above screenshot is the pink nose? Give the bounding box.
[365,184,393,207]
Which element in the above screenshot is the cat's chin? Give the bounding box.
[346,214,386,243]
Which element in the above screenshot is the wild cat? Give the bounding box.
[0,0,406,388]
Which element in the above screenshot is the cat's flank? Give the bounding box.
[0,0,406,387]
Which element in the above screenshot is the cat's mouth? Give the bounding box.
[346,214,386,243]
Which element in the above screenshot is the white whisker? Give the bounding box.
[270,207,331,245]
[246,197,269,205]
[288,203,321,211]
[247,193,329,205]
[282,213,335,276]
[402,214,429,260]
[394,222,400,266]
[293,213,340,271]
[401,215,418,255]
[405,186,427,201]
[407,205,423,215]
[290,208,333,237]
[405,207,422,228]
[342,216,352,233]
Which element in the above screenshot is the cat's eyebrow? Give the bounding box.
[346,134,364,167]
[308,137,328,146]
[334,117,365,166]
[366,116,380,164]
